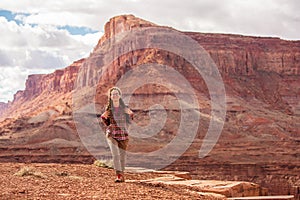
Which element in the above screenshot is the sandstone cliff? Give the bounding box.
[0,103,8,115]
[0,15,299,196]
[0,59,84,119]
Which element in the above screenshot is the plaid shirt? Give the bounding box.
[107,107,129,141]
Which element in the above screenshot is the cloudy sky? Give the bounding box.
[0,0,299,103]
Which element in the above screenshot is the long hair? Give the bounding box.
[105,87,131,123]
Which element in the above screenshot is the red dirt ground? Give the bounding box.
[0,162,213,200]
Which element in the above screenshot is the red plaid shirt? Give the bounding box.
[107,107,129,141]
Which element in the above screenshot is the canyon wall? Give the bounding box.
[0,59,84,119]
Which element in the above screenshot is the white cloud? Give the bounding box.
[1,0,299,39]
[0,66,60,102]
[0,67,30,102]
[0,16,100,65]
[0,16,100,102]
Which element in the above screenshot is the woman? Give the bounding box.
[100,87,133,183]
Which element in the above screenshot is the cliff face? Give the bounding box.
[23,59,82,99]
[96,14,157,48]
[189,33,300,114]
[0,59,83,119]
[0,15,299,195]
[0,103,8,115]
[1,15,299,118]
[189,33,300,76]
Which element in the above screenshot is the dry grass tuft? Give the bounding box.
[94,159,113,169]
[14,167,46,179]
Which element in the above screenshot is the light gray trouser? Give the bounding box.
[106,136,129,175]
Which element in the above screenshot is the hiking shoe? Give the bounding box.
[115,174,125,183]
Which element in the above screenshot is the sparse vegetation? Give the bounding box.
[94,159,113,169]
[55,171,69,176]
[55,171,82,180]
[14,167,46,179]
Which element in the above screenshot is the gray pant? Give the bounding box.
[106,136,129,175]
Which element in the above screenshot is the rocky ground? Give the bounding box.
[0,162,224,200]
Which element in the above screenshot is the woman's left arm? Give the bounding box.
[125,107,134,119]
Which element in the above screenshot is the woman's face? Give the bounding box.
[110,89,120,101]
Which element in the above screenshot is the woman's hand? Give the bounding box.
[125,107,134,120]
[125,107,133,115]
[101,111,109,119]
[101,111,110,126]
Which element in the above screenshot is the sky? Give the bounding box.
[0,0,299,103]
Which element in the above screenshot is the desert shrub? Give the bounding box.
[14,167,46,179]
[94,159,113,169]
